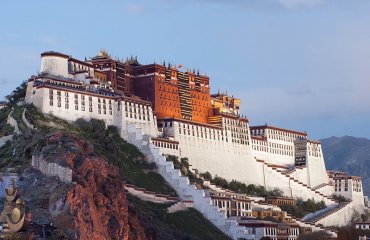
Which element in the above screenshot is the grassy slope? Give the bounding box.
[129,195,230,240]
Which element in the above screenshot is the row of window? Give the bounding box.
[212,199,251,211]
[123,100,151,111]
[152,140,179,150]
[224,118,248,128]
[251,128,306,143]
[334,179,362,192]
[50,100,113,115]
[49,89,155,121]
[252,145,294,156]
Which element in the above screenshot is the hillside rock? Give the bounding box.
[321,136,370,196]
[21,131,148,239]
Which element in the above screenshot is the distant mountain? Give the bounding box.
[321,136,370,196]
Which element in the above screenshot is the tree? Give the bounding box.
[298,231,332,240]
[261,237,272,240]
[212,176,228,188]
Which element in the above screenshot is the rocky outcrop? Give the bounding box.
[24,131,148,240]
[68,154,147,240]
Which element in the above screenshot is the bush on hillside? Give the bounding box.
[5,81,27,104]
[297,231,332,240]
[332,194,349,203]
[201,173,283,198]
[280,198,326,218]
[199,171,212,181]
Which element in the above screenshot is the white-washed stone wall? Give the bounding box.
[306,143,329,188]
[315,184,335,197]
[7,111,20,135]
[289,166,309,186]
[31,155,72,183]
[124,184,178,204]
[40,55,69,78]
[22,108,34,129]
[161,120,264,186]
[26,81,158,138]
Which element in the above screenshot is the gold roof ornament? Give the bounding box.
[97,50,110,58]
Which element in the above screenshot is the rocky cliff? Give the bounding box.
[21,131,148,240]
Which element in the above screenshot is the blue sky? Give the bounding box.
[0,0,369,139]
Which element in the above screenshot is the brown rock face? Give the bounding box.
[42,132,148,240]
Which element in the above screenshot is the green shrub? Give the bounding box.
[200,171,212,180]
[280,198,326,218]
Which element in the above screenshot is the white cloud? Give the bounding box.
[125,4,147,14]
[39,36,59,46]
[276,0,325,8]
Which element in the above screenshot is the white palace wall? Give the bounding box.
[289,166,309,186]
[26,80,158,138]
[160,119,265,186]
[40,55,69,78]
[306,142,329,188]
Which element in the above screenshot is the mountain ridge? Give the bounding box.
[320,135,370,196]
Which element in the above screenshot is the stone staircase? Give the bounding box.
[311,183,329,191]
[256,159,337,206]
[125,124,255,239]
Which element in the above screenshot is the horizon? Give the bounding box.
[1,0,370,139]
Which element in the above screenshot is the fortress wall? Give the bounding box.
[305,142,329,188]
[22,108,34,129]
[118,102,157,138]
[40,55,69,78]
[307,154,329,188]
[27,83,157,138]
[159,120,336,205]
[261,163,292,195]
[168,121,264,186]
[157,118,265,186]
[316,184,335,197]
[252,144,295,166]
[289,167,309,186]
[31,155,72,183]
[151,138,180,157]
[42,89,115,125]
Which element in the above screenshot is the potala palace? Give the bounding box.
[25,51,369,240]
